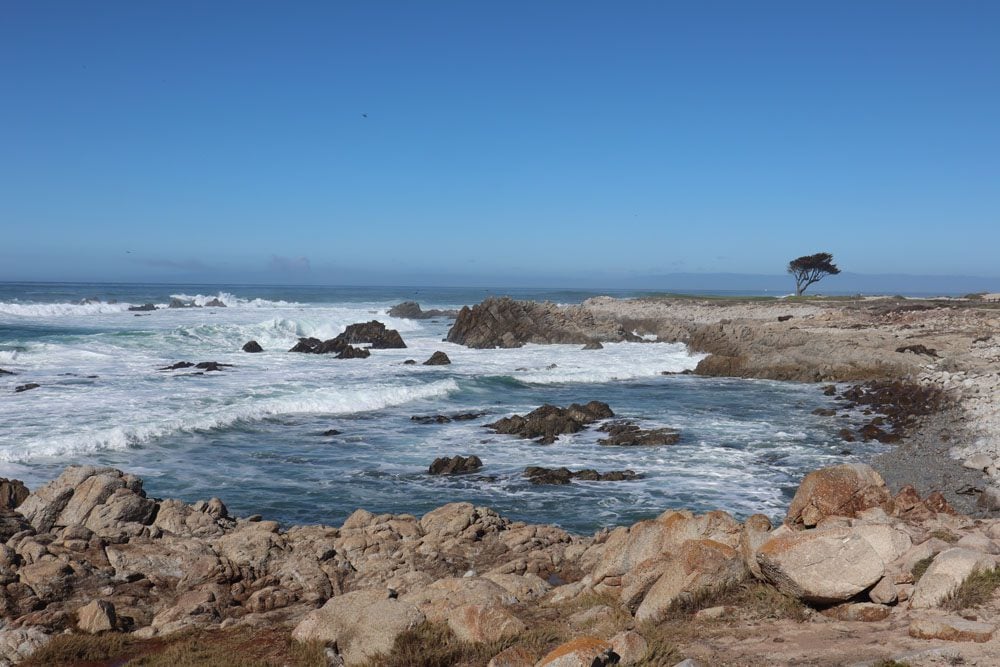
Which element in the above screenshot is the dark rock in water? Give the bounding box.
[14,383,40,393]
[0,368,14,375]
[778,315,793,322]
[428,455,483,475]
[128,303,157,312]
[403,359,417,365]
[423,351,451,366]
[335,345,370,359]
[523,466,640,485]
[204,298,226,308]
[487,401,614,444]
[582,341,604,350]
[411,412,484,425]
[289,337,348,355]
[838,428,857,442]
[811,408,836,417]
[596,420,680,446]
[168,298,193,308]
[339,321,407,349]
[822,385,837,396]
[388,301,459,320]
[896,344,939,358]
[159,361,195,370]
[859,422,900,444]
[446,296,640,349]
[412,415,452,424]
[0,478,29,511]
[321,429,341,436]
[194,361,233,372]
[242,340,264,353]
[159,361,232,372]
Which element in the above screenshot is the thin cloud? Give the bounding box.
[269,255,311,273]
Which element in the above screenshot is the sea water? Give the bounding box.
[0,283,878,534]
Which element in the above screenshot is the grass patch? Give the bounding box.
[23,627,327,667]
[930,529,960,544]
[362,622,509,667]
[911,555,935,582]
[663,577,809,622]
[873,661,911,667]
[944,566,1000,611]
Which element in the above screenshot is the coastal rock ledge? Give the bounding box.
[4,463,1000,665]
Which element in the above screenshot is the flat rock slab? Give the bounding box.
[909,616,996,642]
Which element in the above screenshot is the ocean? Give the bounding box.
[0,282,878,534]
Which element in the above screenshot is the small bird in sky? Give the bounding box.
[361,113,368,118]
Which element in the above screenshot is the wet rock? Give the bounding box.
[335,345,370,359]
[321,429,341,436]
[0,479,29,511]
[597,420,680,446]
[403,359,417,365]
[429,455,483,475]
[168,298,193,308]
[242,340,263,353]
[14,383,39,393]
[582,341,604,350]
[128,303,157,311]
[412,412,483,424]
[204,298,226,308]
[388,301,458,319]
[811,408,836,417]
[159,361,195,370]
[487,402,614,444]
[785,463,892,527]
[523,467,640,485]
[338,320,407,349]
[778,315,793,322]
[423,351,451,365]
[0,368,14,375]
[194,361,232,372]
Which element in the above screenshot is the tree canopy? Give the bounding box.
[787,252,840,296]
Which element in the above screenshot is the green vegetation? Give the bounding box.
[944,566,1000,611]
[664,576,809,622]
[911,555,935,582]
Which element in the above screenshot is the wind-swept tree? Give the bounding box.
[787,252,840,296]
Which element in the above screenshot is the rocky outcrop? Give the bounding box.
[523,467,640,485]
[596,421,680,447]
[241,340,263,353]
[0,479,29,511]
[289,337,369,358]
[423,351,451,365]
[447,297,640,349]
[429,455,483,475]
[486,402,614,444]
[388,301,459,319]
[337,320,407,349]
[127,303,157,312]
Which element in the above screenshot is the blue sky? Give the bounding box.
[2,1,998,287]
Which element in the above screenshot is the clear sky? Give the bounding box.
[2,1,998,287]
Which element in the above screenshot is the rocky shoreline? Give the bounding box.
[3,294,1000,665]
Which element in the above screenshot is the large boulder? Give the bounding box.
[910,548,997,609]
[428,455,483,475]
[447,604,526,643]
[338,320,407,349]
[0,479,29,511]
[632,539,747,622]
[291,588,425,665]
[756,526,886,604]
[536,636,618,667]
[400,577,515,622]
[785,463,892,527]
[388,301,458,319]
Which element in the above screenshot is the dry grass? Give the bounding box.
[930,529,960,544]
[944,566,1000,611]
[22,627,326,667]
[911,555,935,582]
[662,577,809,622]
[362,622,510,667]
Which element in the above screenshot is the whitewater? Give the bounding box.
[0,283,880,533]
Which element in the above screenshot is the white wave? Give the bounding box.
[0,379,459,462]
[167,292,295,308]
[0,301,131,317]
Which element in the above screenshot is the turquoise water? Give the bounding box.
[0,282,875,533]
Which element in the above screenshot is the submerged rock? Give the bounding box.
[242,340,263,353]
[487,402,614,444]
[14,383,39,393]
[523,467,640,485]
[128,303,157,312]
